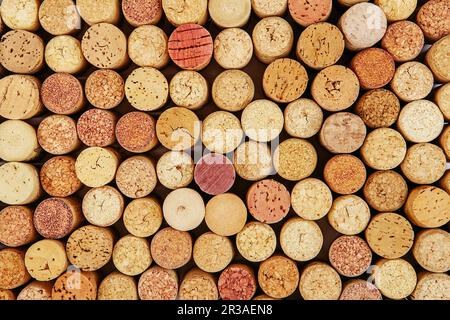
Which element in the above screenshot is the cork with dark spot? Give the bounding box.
[381,21,424,62]
[218,264,256,300]
[37,115,80,155]
[122,0,163,27]
[98,272,138,300]
[82,186,124,227]
[194,153,235,195]
[138,266,178,300]
[329,235,372,277]
[163,188,205,232]
[40,156,82,197]
[0,206,37,247]
[288,0,332,27]
[85,70,124,110]
[115,156,157,199]
[116,112,158,153]
[413,229,450,273]
[193,232,234,273]
[156,151,194,189]
[355,89,400,129]
[328,195,370,236]
[25,239,68,281]
[0,248,31,289]
[162,0,208,27]
[41,73,84,115]
[150,227,192,270]
[324,154,366,195]
[123,197,163,237]
[17,281,53,300]
[416,0,450,42]
[179,268,219,300]
[340,280,382,300]
[77,109,117,147]
[258,255,299,299]
[52,270,99,300]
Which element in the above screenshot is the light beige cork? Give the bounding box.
[0,120,40,162]
[156,151,194,189]
[202,111,243,154]
[241,100,284,143]
[413,229,450,273]
[214,28,253,69]
[374,0,416,22]
[328,195,370,236]
[37,115,80,155]
[0,0,40,31]
[128,25,169,69]
[426,35,450,83]
[440,171,450,194]
[435,83,450,121]
[77,0,120,25]
[162,0,208,26]
[411,272,450,300]
[179,269,219,300]
[284,99,323,139]
[251,0,288,18]
[25,240,68,281]
[193,232,234,273]
[440,126,450,159]
[45,35,87,74]
[170,71,208,110]
[291,178,332,221]
[123,197,163,238]
[391,62,434,102]
[236,222,276,262]
[212,70,255,112]
[234,141,273,181]
[209,0,251,28]
[39,0,81,35]
[205,193,247,237]
[75,147,119,188]
[299,262,342,300]
[374,259,417,300]
[0,162,41,205]
[163,188,205,232]
[17,281,53,300]
[113,235,152,276]
[116,156,157,199]
[98,272,138,300]
[82,186,124,227]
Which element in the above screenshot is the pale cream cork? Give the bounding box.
[163,188,205,232]
[0,0,40,31]
[82,186,124,227]
[202,111,243,154]
[374,0,417,22]
[205,193,247,237]
[328,195,370,236]
[0,120,40,162]
[75,147,119,188]
[234,141,273,181]
[374,259,417,300]
[440,126,450,159]
[156,151,194,189]
[128,25,169,69]
[291,178,332,221]
[236,222,276,263]
[123,197,163,238]
[411,273,450,300]
[17,281,53,300]
[251,0,288,18]
[25,240,68,281]
[0,162,41,205]
[170,71,208,110]
[299,262,342,300]
[162,0,208,26]
[113,235,152,276]
[98,272,138,300]
[39,0,81,35]
[214,28,253,69]
[193,232,234,273]
[209,0,251,28]
[77,0,120,25]
[115,156,157,199]
[391,62,434,102]
[284,99,323,139]
[241,100,284,143]
[413,229,450,273]
[212,70,255,112]
[45,35,87,74]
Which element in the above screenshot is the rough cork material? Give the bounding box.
[150,227,192,270]
[291,178,332,220]
[113,235,152,276]
[138,266,178,300]
[236,222,276,262]
[123,197,163,238]
[212,70,255,112]
[274,138,317,181]
[214,28,253,69]
[156,151,194,190]
[329,236,372,277]
[241,99,283,142]
[258,255,299,299]
[202,111,243,154]
[218,264,256,300]
[193,232,234,273]
[323,155,366,195]
[98,272,138,300]
[41,73,84,115]
[381,21,424,62]
[328,195,370,236]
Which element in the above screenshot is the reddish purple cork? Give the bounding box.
[194,153,235,195]
[218,264,257,300]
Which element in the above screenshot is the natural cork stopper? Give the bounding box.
[381,21,424,62]
[156,151,194,190]
[0,162,41,205]
[52,270,99,300]
[77,0,120,26]
[218,264,256,300]
[40,156,81,197]
[82,186,124,227]
[41,73,84,115]
[212,70,255,112]
[236,222,276,262]
[214,28,253,69]
[209,0,251,28]
[299,262,342,300]
[150,227,192,270]
[340,280,382,300]
[0,120,40,162]
[284,99,323,139]
[115,156,157,199]
[25,239,68,281]
[288,0,332,27]
[45,35,87,74]
[252,0,288,18]
[162,0,208,26]
[328,195,370,236]
[193,232,234,273]
[241,100,283,142]
[416,0,450,42]
[374,0,416,22]
[0,289,15,300]
[113,235,152,276]
[138,266,178,300]
[37,115,80,155]
[355,89,400,129]
[258,256,299,299]
[194,153,236,195]
[401,143,446,184]
[116,112,158,153]
[374,259,417,300]
[77,109,117,147]
[413,229,450,273]
[38,0,80,35]
[0,206,36,248]
[122,0,162,27]
[170,71,208,110]
[0,248,31,289]
[291,178,332,221]
[391,62,434,102]
[202,111,243,154]
[205,193,247,236]
[75,147,119,188]
[98,272,138,300]
[123,197,163,238]
[411,273,450,300]
[323,155,366,195]
[350,48,395,89]
[163,188,205,231]
[179,269,219,300]
[274,138,317,181]
[426,35,450,83]
[85,70,124,110]
[17,281,53,300]
[329,236,372,277]
[0,0,40,31]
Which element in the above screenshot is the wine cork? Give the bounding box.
[39,0,80,35]
[150,227,192,270]
[163,188,205,231]
[311,66,360,112]
[329,236,372,277]
[156,151,194,190]
[381,21,424,62]
[284,99,323,139]
[236,222,276,262]
[288,0,332,27]
[241,100,283,143]
[25,240,68,281]
[252,17,294,64]
[115,156,157,199]
[45,35,87,74]
[156,107,200,151]
[405,186,450,228]
[374,259,417,300]
[113,235,152,276]
[426,35,450,83]
[401,143,446,185]
[122,0,161,26]
[116,112,158,153]
[129,25,168,69]
[251,0,288,18]
[234,143,272,182]
[77,109,116,147]
[194,153,236,195]
[416,0,450,42]
[162,0,208,26]
[52,270,99,300]
[247,179,290,224]
[218,264,256,300]
[66,225,114,271]
[98,272,138,300]
[435,83,450,121]
[138,266,178,300]
[0,30,44,74]
[82,186,124,227]
[338,3,387,51]
[440,171,450,194]
[81,23,128,69]
[280,218,323,262]
[209,0,251,28]
[41,73,84,115]
[328,195,370,236]
[85,70,124,110]
[168,24,213,71]
[411,272,450,300]
[0,120,40,162]
[0,289,14,300]
[205,194,247,236]
[37,115,80,155]
[77,0,120,25]
[441,126,450,159]
[374,0,416,22]
[0,249,30,289]
[17,281,53,300]
[0,162,41,205]
[263,58,308,103]
[0,75,43,120]
[40,156,81,197]
[324,155,366,195]
[291,178,332,221]
[413,229,450,273]
[274,138,317,181]
[212,70,254,112]
[0,0,39,31]
[258,256,299,299]
[299,262,342,300]
[170,71,208,110]
[391,62,434,102]
[355,89,400,129]
[0,206,36,247]
[364,171,408,212]
[320,112,366,154]
[124,197,162,238]
[75,147,119,188]
[125,67,168,111]
[179,269,218,300]
[340,280,382,300]
[202,111,243,154]
[193,232,234,273]
[338,0,368,5]
[214,28,253,69]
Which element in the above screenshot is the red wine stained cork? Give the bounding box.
[288,0,332,27]
[163,188,205,231]
[124,197,163,238]
[85,70,124,110]
[355,89,400,129]
[375,0,416,22]
[156,151,194,189]
[170,71,208,110]
[236,222,276,262]
[413,229,450,273]
[241,99,284,142]
[150,227,192,270]
[258,256,299,299]
[0,162,41,205]
[381,21,424,62]
[328,195,370,236]
[329,236,372,277]
[426,35,450,83]
[179,268,219,300]
[194,153,235,195]
[37,115,80,155]
[41,73,84,115]
[0,206,36,247]
[339,280,382,300]
[122,0,162,27]
[416,0,450,42]
[411,272,450,300]
[374,259,417,300]
[251,0,288,18]
[82,186,124,227]
[209,0,251,28]
[0,289,14,300]
[324,155,366,195]
[75,147,119,188]
[66,225,114,271]
[246,179,290,224]
[17,281,53,300]
[0,248,31,289]
[0,120,40,162]
[116,112,158,153]
[274,138,317,181]
[284,99,324,139]
[193,232,234,273]
[38,0,80,35]
[138,266,178,300]
[116,156,157,199]
[113,235,152,276]
[25,239,68,281]
[40,156,81,197]
[77,0,120,26]
[0,0,40,31]
[45,35,87,74]
[77,109,117,147]
[320,112,366,154]
[52,270,99,300]
[162,0,208,26]
[299,262,342,300]
[391,62,434,102]
[233,141,273,182]
[214,28,253,69]
[212,70,255,112]
[205,193,247,236]
[34,197,82,239]
[168,24,213,71]
[291,178,332,221]
[202,111,243,154]
[98,272,138,300]
[129,26,169,69]
[218,264,256,300]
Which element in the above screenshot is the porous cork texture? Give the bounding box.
[123,197,163,238]
[328,195,370,235]
[41,73,84,115]
[241,100,284,142]
[115,156,157,199]
[40,156,81,197]
[299,262,342,300]
[236,222,276,262]
[138,266,178,300]
[329,236,372,277]
[202,111,243,154]
[150,227,192,270]
[82,186,124,227]
[426,35,450,83]
[209,0,251,28]
[339,280,382,300]
[75,147,119,188]
[162,0,208,26]
[194,153,236,195]
[170,71,208,110]
[233,141,273,182]
[122,0,162,27]
[179,269,218,300]
[360,128,407,170]
[416,0,450,42]
[0,120,40,162]
[381,21,424,62]
[251,0,288,18]
[37,115,80,155]
[77,0,120,26]
[0,206,36,247]
[323,155,366,195]
[205,193,247,236]
[77,109,117,147]
[411,273,450,300]
[355,89,400,129]
[193,232,234,273]
[440,171,450,194]
[252,17,293,64]
[258,256,299,299]
[163,188,205,231]
[274,138,317,181]
[116,112,158,153]
[218,264,256,300]
[288,0,332,27]
[284,99,323,139]
[374,259,417,300]
[280,218,323,262]
[0,289,15,300]
[214,28,253,69]
[374,0,416,22]
[113,235,152,276]
[297,22,345,70]
[435,83,450,121]
[0,0,40,31]
[52,270,99,300]
[39,0,80,35]
[0,249,31,289]
[212,70,255,112]
[85,70,124,110]
[156,151,194,190]
[98,272,138,300]
[413,229,450,273]
[45,35,87,74]
[24,239,68,281]
[0,162,41,205]
[391,62,434,102]
[17,281,53,300]
[291,178,332,221]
